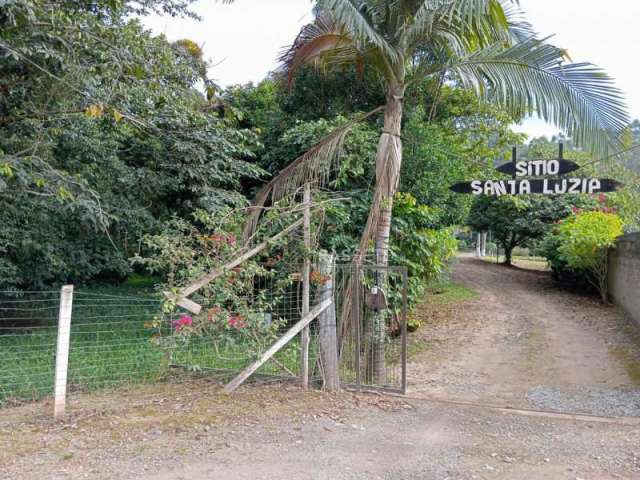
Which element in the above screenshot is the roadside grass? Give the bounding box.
[480,255,550,271]
[406,279,479,359]
[425,280,479,306]
[609,347,640,386]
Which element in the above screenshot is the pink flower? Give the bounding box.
[173,315,193,332]
[207,306,222,321]
[598,193,606,203]
[227,314,246,329]
[226,234,237,247]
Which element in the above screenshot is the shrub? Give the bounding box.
[555,211,624,302]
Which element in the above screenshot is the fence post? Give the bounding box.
[300,183,311,388]
[318,253,339,390]
[54,285,73,419]
[352,264,361,386]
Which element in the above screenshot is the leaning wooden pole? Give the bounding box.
[223,299,332,394]
[300,183,311,388]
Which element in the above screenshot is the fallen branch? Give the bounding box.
[165,217,304,314]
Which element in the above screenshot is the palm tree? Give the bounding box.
[241,0,629,382]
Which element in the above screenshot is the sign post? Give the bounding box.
[450,144,622,197]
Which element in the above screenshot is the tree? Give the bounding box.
[467,195,577,266]
[0,1,264,288]
[247,0,628,257]
[229,0,629,381]
[556,211,624,303]
[520,135,640,233]
[263,0,628,380]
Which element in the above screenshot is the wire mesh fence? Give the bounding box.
[0,262,330,413]
[0,291,60,405]
[169,262,326,386]
[67,292,166,396]
[0,258,406,416]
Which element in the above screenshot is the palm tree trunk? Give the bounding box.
[370,83,404,384]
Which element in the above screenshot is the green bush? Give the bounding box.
[554,211,623,302]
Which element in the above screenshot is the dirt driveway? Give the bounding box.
[409,255,640,415]
[2,256,640,479]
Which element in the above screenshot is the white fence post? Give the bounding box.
[54,285,74,419]
[301,183,311,388]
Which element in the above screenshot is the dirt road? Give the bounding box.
[409,255,640,415]
[3,256,640,479]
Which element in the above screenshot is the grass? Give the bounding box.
[424,280,479,306]
[480,255,550,271]
[0,282,307,406]
[406,338,430,360]
[404,279,479,358]
[610,347,640,386]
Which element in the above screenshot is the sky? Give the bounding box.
[143,1,640,140]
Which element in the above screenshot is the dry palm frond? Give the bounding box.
[336,127,402,341]
[242,106,385,242]
[279,13,359,89]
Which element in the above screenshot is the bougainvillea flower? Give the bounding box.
[173,315,193,332]
[228,314,246,329]
[207,306,222,321]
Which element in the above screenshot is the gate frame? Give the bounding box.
[341,264,408,395]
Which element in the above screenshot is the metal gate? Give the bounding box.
[334,264,407,394]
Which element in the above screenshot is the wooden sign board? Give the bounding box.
[495,159,580,177]
[450,178,622,196]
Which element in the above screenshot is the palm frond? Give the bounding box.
[448,38,629,155]
[402,0,520,55]
[279,14,356,88]
[501,1,535,43]
[316,0,401,64]
[243,106,385,241]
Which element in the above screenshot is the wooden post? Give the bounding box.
[318,252,339,390]
[300,183,311,388]
[559,142,564,161]
[54,285,73,419]
[352,264,361,386]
